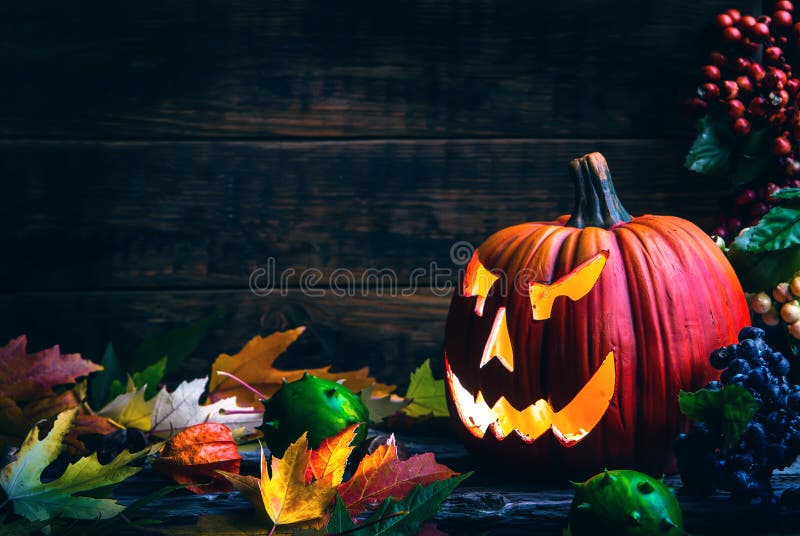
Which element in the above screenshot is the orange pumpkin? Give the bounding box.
[444,152,750,477]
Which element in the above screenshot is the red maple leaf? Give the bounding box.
[0,336,102,400]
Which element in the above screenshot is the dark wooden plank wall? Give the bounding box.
[0,0,738,384]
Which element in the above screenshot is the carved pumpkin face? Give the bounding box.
[443,153,750,477]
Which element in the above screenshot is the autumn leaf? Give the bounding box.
[0,335,101,400]
[155,423,242,494]
[150,377,261,438]
[329,474,471,535]
[0,408,152,523]
[108,356,167,401]
[220,431,350,531]
[0,384,85,448]
[361,384,410,422]
[207,327,376,406]
[306,424,358,484]
[97,381,155,431]
[337,434,458,516]
[401,359,448,418]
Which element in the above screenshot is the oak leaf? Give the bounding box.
[220,427,356,530]
[401,359,448,418]
[337,434,458,516]
[207,327,375,406]
[0,335,101,400]
[0,408,152,523]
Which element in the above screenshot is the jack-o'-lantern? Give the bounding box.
[444,152,750,477]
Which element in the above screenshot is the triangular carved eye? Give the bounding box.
[528,251,609,321]
[463,251,499,317]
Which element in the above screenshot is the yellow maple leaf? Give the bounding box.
[207,327,386,406]
[219,427,355,532]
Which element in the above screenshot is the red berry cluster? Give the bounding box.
[688,5,800,241]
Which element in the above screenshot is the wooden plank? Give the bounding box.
[0,139,728,291]
[0,288,451,385]
[0,0,729,138]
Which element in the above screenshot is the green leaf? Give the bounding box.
[350,474,471,535]
[728,227,800,291]
[740,204,800,253]
[402,359,449,418]
[733,128,771,186]
[685,116,734,177]
[128,313,219,374]
[108,356,167,401]
[90,343,123,408]
[772,187,800,201]
[679,386,760,451]
[327,495,358,533]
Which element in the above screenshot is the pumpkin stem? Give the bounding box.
[566,152,632,229]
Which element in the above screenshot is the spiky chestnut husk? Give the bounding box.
[567,469,684,536]
[259,372,369,457]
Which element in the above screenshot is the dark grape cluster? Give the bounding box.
[674,326,800,504]
[686,4,800,241]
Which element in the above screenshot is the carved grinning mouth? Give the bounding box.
[445,351,615,446]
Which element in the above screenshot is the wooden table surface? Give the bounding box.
[116,429,800,536]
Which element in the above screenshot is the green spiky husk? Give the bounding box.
[259,373,369,457]
[567,469,684,536]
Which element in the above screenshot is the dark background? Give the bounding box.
[0,0,737,384]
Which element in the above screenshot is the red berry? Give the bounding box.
[701,64,721,81]
[757,15,772,25]
[787,78,800,95]
[733,117,751,136]
[748,95,768,117]
[742,38,760,53]
[750,201,770,216]
[741,15,757,29]
[766,46,784,63]
[752,22,771,39]
[724,26,743,43]
[690,97,708,114]
[764,182,782,203]
[772,136,793,155]
[770,109,788,127]
[735,57,750,72]
[736,75,754,93]
[726,8,742,22]
[777,1,795,12]
[766,68,788,89]
[787,158,800,177]
[749,62,766,81]
[780,35,790,45]
[774,10,793,27]
[709,51,728,66]
[699,82,719,99]
[712,225,729,240]
[727,217,743,234]
[769,89,790,106]
[716,13,734,27]
[735,189,757,206]
[728,99,745,117]
[794,21,800,39]
[721,80,739,99]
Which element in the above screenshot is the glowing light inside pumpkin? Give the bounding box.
[479,307,515,372]
[463,251,499,317]
[445,351,615,447]
[529,251,609,321]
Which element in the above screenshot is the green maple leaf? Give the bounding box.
[327,474,471,535]
[0,408,152,523]
[108,356,167,401]
[401,359,448,418]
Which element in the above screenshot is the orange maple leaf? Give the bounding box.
[219,425,357,533]
[207,327,394,406]
[337,435,459,516]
